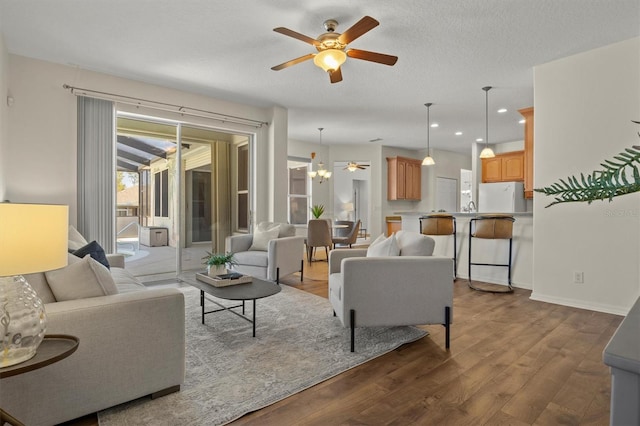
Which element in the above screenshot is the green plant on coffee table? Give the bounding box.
[202,251,237,267]
[311,204,325,219]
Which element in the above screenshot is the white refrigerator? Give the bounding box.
[478,182,526,213]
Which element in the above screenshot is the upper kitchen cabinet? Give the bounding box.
[518,107,534,199]
[481,151,525,183]
[387,156,422,200]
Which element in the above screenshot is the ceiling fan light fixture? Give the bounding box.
[347,164,358,172]
[313,49,347,72]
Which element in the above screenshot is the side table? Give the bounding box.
[0,334,79,426]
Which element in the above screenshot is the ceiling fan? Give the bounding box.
[271,16,398,83]
[344,161,370,172]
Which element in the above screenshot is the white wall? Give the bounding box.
[287,138,331,220]
[493,140,524,154]
[3,54,284,227]
[0,33,8,201]
[532,37,640,315]
[330,144,383,237]
[419,148,472,212]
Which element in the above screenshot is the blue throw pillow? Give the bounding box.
[70,240,110,269]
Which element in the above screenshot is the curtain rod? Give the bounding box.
[62,84,270,128]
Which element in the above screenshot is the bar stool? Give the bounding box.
[468,214,515,293]
[420,213,457,278]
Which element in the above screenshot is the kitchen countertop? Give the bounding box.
[395,211,533,217]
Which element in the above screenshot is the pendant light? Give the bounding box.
[479,86,496,159]
[422,103,435,166]
[308,128,332,183]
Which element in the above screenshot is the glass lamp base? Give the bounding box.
[0,275,47,368]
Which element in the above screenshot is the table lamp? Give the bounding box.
[343,202,354,221]
[0,203,68,367]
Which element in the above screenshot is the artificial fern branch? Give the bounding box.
[535,121,640,207]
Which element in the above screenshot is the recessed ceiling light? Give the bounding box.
[476,138,483,142]
[430,123,439,128]
[497,108,507,113]
[519,119,526,124]
[455,131,463,136]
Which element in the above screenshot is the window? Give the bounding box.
[288,160,310,225]
[154,169,169,217]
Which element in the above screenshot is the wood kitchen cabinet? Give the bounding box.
[519,107,534,199]
[387,156,422,200]
[481,151,524,183]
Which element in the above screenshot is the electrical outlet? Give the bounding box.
[573,271,584,284]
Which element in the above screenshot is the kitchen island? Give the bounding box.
[398,212,533,289]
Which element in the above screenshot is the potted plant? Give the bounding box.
[310,204,325,219]
[202,251,237,277]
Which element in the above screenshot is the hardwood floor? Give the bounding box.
[235,253,620,425]
[67,251,621,426]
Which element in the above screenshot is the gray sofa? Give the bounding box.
[0,253,185,426]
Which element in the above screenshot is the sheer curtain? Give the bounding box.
[77,96,115,252]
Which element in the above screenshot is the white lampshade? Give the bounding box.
[313,49,347,72]
[343,202,354,212]
[422,155,435,166]
[0,203,68,367]
[479,147,496,159]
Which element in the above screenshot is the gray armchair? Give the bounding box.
[328,231,453,351]
[226,222,304,284]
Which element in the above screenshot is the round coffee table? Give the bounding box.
[182,274,281,337]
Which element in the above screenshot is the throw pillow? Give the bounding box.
[45,255,119,302]
[68,225,89,251]
[249,225,281,251]
[70,240,110,269]
[395,230,435,256]
[366,234,400,257]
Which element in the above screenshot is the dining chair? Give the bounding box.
[306,219,333,263]
[332,220,361,248]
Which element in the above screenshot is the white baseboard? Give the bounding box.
[530,291,629,316]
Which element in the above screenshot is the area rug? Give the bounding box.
[98,284,428,425]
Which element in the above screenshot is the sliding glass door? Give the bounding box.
[115,115,252,283]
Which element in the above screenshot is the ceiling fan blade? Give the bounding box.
[271,53,315,71]
[329,67,343,84]
[273,27,320,46]
[338,16,379,45]
[347,49,398,66]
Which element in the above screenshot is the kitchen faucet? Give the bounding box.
[467,200,476,212]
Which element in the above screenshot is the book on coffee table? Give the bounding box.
[196,271,252,287]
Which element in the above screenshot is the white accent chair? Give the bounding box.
[226,222,304,284]
[328,231,454,352]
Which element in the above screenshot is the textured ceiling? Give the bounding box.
[1,0,638,154]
